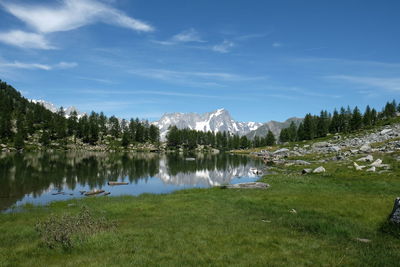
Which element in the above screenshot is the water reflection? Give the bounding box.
[0,152,262,211]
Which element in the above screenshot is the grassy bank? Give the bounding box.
[1,153,400,266]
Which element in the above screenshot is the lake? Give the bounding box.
[0,152,264,211]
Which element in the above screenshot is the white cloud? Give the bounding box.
[328,75,400,92]
[0,60,78,70]
[172,29,204,43]
[0,30,54,49]
[272,42,282,48]
[129,68,264,87]
[153,28,205,46]
[1,0,154,33]
[212,40,234,53]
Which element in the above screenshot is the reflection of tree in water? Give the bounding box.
[166,153,249,176]
[0,152,259,211]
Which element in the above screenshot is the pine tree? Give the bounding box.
[363,105,372,127]
[351,106,363,131]
[265,130,276,146]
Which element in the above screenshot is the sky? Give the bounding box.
[0,0,400,123]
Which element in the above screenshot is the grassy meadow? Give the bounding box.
[1,150,399,266]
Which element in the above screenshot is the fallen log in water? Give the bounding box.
[107,181,129,186]
[84,189,105,196]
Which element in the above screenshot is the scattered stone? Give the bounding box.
[261,219,271,223]
[350,149,359,154]
[355,238,371,243]
[380,129,392,135]
[389,197,400,224]
[370,159,383,167]
[312,142,330,148]
[353,162,366,171]
[273,148,290,155]
[224,182,270,189]
[360,144,372,153]
[313,166,326,173]
[357,155,373,162]
[302,168,313,174]
[290,209,297,214]
[366,166,376,172]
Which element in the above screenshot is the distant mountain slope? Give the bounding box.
[30,100,85,118]
[246,117,303,139]
[153,108,262,140]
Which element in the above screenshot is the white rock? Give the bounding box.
[360,144,371,153]
[313,166,326,173]
[380,129,392,135]
[353,162,366,170]
[370,159,383,167]
[366,166,376,172]
[273,148,290,154]
[357,155,373,162]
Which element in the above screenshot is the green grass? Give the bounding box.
[1,154,400,266]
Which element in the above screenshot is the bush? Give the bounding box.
[35,206,114,249]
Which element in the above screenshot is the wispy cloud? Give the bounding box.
[0,60,78,70]
[153,28,205,45]
[1,0,154,33]
[327,75,400,92]
[212,40,234,53]
[128,68,265,87]
[0,30,55,49]
[272,42,282,48]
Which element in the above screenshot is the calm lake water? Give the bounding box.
[0,152,264,211]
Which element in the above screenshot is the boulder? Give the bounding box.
[380,129,392,135]
[371,159,383,167]
[357,155,373,162]
[312,142,330,148]
[360,144,372,153]
[301,168,313,174]
[353,162,366,171]
[328,146,341,152]
[389,197,400,224]
[224,182,270,189]
[313,166,326,173]
[366,166,376,172]
[273,148,290,155]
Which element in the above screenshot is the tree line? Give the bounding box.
[166,126,276,150]
[279,100,399,143]
[0,80,159,149]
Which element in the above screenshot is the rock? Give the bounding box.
[350,149,359,154]
[273,148,290,154]
[380,129,392,135]
[389,197,400,224]
[370,159,383,167]
[302,168,313,174]
[328,146,341,152]
[366,166,376,172]
[353,162,366,170]
[290,209,297,214]
[312,142,330,148]
[360,144,371,153]
[357,155,373,162]
[224,182,270,189]
[313,166,326,173]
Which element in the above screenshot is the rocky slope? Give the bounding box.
[246,117,303,139]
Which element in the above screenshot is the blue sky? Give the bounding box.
[0,0,399,122]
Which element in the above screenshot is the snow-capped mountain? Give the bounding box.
[153,108,263,140]
[30,100,85,118]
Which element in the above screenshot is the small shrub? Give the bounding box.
[35,206,114,249]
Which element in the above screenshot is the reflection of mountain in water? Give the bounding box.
[0,152,262,211]
[157,158,259,186]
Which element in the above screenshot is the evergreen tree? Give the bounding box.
[351,106,363,131]
[265,130,276,146]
